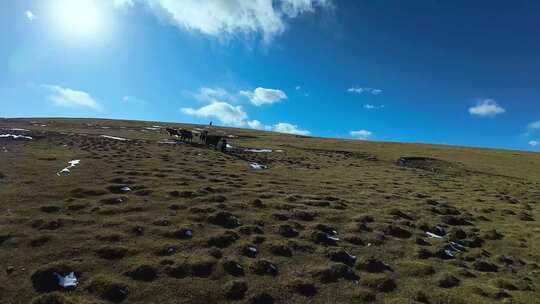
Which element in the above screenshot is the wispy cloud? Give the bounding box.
[115,0,332,43]
[25,10,36,21]
[468,99,506,117]
[529,140,539,147]
[364,104,384,110]
[350,129,372,140]
[42,84,102,110]
[528,121,540,132]
[348,87,383,95]
[240,87,287,106]
[122,95,146,104]
[273,122,310,135]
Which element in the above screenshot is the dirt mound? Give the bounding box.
[397,156,462,174]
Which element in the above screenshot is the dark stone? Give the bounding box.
[442,215,472,226]
[207,231,240,248]
[241,245,258,258]
[417,248,433,259]
[208,212,241,228]
[96,246,128,260]
[251,260,278,276]
[165,264,189,278]
[384,225,412,238]
[291,281,317,297]
[328,250,357,267]
[311,232,339,246]
[357,258,392,273]
[125,265,158,282]
[438,274,460,288]
[483,229,503,240]
[293,211,315,221]
[473,260,498,272]
[249,293,274,304]
[270,244,292,257]
[191,260,216,277]
[278,225,299,237]
[320,264,358,283]
[169,228,193,239]
[375,278,397,293]
[223,260,244,277]
[224,280,248,300]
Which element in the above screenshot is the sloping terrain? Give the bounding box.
[1,118,539,304]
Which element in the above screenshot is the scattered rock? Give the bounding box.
[384,225,412,238]
[328,249,357,267]
[473,260,498,272]
[165,264,189,279]
[249,293,274,304]
[251,260,278,276]
[442,215,472,226]
[311,231,339,246]
[96,246,128,260]
[438,274,460,288]
[278,224,299,237]
[357,258,392,273]
[224,280,248,300]
[223,260,244,277]
[207,231,240,248]
[191,260,216,277]
[125,265,158,282]
[291,280,317,297]
[269,244,293,257]
[241,245,258,258]
[87,277,129,303]
[168,228,193,239]
[293,211,315,221]
[320,264,358,283]
[208,212,241,228]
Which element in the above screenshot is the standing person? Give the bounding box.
[209,121,213,126]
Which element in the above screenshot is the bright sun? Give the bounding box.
[52,0,105,39]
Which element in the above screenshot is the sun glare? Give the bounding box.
[52,0,105,39]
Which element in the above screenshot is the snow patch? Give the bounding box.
[100,135,129,141]
[0,134,33,140]
[57,160,80,176]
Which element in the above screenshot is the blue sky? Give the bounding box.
[1,0,539,151]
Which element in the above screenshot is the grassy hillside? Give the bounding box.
[1,118,539,304]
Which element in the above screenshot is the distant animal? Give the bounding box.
[205,134,223,149]
[199,130,208,143]
[166,127,179,137]
[179,129,193,142]
[220,138,228,152]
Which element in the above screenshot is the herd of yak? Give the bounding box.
[165,127,228,152]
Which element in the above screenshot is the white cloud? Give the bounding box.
[192,87,233,103]
[468,99,506,117]
[122,96,146,104]
[25,10,36,21]
[528,121,540,131]
[42,84,101,110]
[116,0,331,42]
[295,85,301,90]
[247,120,272,131]
[529,140,539,147]
[348,87,383,95]
[114,0,134,8]
[273,122,310,135]
[240,87,287,106]
[364,104,384,110]
[181,101,247,126]
[350,129,372,140]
